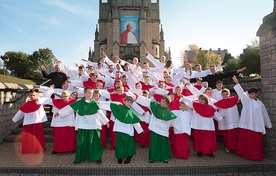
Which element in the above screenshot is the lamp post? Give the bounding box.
[1,54,10,75]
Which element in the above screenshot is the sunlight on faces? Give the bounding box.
[179,102,188,111]
[144,76,151,84]
[61,91,70,101]
[175,87,182,95]
[163,71,168,78]
[116,86,124,95]
[14,135,44,165]
[28,92,36,100]
[205,89,213,98]
[165,76,172,83]
[135,83,142,90]
[160,99,169,107]
[84,88,93,99]
[70,92,78,100]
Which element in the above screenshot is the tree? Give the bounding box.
[238,42,260,76]
[5,51,35,78]
[192,49,222,70]
[187,44,200,51]
[29,48,55,69]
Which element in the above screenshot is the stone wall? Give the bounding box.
[257,2,276,159]
[0,83,34,142]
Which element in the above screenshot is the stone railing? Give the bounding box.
[0,83,34,142]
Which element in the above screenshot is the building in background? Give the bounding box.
[88,0,169,64]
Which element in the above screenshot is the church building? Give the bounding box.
[88,0,168,64]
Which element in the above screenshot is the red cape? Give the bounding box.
[193,102,216,118]
[52,99,76,110]
[20,100,41,113]
[214,96,239,109]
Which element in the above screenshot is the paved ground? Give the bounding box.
[0,139,275,176]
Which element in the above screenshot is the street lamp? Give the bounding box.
[1,54,10,75]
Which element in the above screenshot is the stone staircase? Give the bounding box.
[3,105,54,143]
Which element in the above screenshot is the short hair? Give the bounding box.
[121,74,128,79]
[216,80,223,84]
[248,87,258,94]
[89,72,97,77]
[221,88,230,94]
[62,90,70,97]
[205,87,213,92]
[196,77,202,81]
[180,101,188,106]
[70,92,78,99]
[142,90,149,95]
[116,85,124,90]
[84,86,93,92]
[124,96,134,102]
[93,89,100,96]
[78,65,84,69]
[162,95,172,105]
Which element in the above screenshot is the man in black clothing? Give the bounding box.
[41,64,68,88]
[190,65,246,89]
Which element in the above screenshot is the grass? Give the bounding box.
[0,74,36,85]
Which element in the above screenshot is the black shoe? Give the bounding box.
[209,153,215,158]
[124,157,132,164]
[96,160,102,164]
[149,160,154,163]
[118,159,122,164]
[73,161,78,165]
[163,160,168,163]
[51,151,57,155]
[71,150,76,154]
[197,152,203,157]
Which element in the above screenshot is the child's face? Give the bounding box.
[221,92,230,99]
[248,92,258,100]
[142,93,149,98]
[205,90,213,98]
[135,83,142,90]
[196,80,202,85]
[124,100,132,108]
[116,88,124,95]
[28,93,36,100]
[175,87,182,94]
[165,77,172,83]
[179,103,187,111]
[61,93,69,101]
[160,99,169,107]
[84,89,93,99]
[198,97,207,104]
[93,94,100,101]
[70,94,77,100]
[216,83,223,90]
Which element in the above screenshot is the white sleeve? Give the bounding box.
[186,84,202,97]
[104,56,115,66]
[12,110,24,123]
[146,53,163,68]
[133,123,143,134]
[36,98,53,105]
[99,89,111,99]
[233,84,247,104]
[97,109,109,125]
[131,102,145,115]
[154,88,169,96]
[58,105,75,118]
[180,96,193,108]
[136,96,151,107]
[98,101,112,111]
[213,111,223,122]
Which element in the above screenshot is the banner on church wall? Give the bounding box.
[120,15,139,44]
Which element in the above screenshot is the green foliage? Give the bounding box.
[29,48,55,68]
[239,45,260,76]
[193,50,222,70]
[3,48,55,79]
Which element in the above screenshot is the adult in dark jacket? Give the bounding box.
[190,65,246,89]
[41,65,68,88]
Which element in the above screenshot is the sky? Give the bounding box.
[0,0,274,68]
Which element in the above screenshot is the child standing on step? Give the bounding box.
[12,90,47,154]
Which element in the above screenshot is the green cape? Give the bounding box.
[70,98,99,116]
[110,103,140,124]
[150,101,176,121]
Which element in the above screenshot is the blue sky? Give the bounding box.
[0,0,274,68]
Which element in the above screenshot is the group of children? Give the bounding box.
[12,52,272,164]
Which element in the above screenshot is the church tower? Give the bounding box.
[91,0,165,64]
